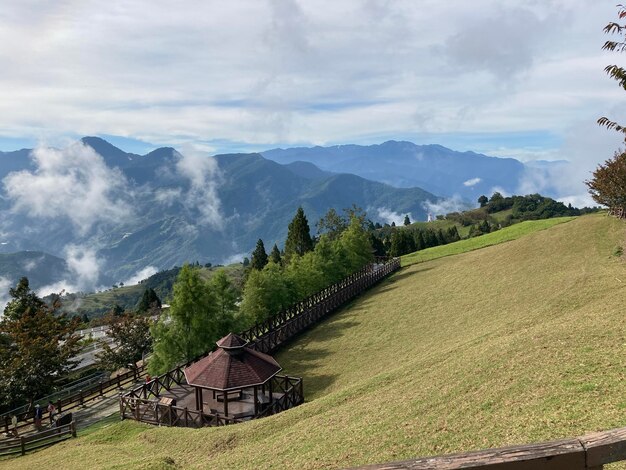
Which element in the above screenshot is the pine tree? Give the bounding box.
[403,215,411,226]
[3,277,45,321]
[284,207,314,261]
[250,239,268,270]
[136,287,161,313]
[269,243,282,265]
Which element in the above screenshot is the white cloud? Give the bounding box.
[38,244,104,296]
[175,146,223,228]
[123,266,158,286]
[376,208,412,225]
[463,177,482,187]
[0,276,12,316]
[3,142,132,235]
[422,197,468,216]
[0,1,620,154]
[220,252,248,265]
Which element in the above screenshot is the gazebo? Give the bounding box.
[184,333,282,419]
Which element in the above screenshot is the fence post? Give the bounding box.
[20,436,25,456]
[70,420,76,438]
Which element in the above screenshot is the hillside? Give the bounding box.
[11,214,626,469]
[0,251,69,291]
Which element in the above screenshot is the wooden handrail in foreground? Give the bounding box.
[352,427,626,469]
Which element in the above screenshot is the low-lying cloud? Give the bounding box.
[175,147,223,228]
[38,244,104,297]
[376,207,412,225]
[422,197,468,217]
[3,142,132,235]
[0,276,12,315]
[124,266,158,286]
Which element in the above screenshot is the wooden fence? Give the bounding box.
[120,258,399,427]
[0,421,76,457]
[2,365,146,436]
[120,375,303,428]
[353,427,626,469]
[240,258,401,354]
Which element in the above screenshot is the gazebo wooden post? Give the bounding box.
[198,388,203,412]
[268,379,273,405]
[253,386,259,416]
[223,392,229,417]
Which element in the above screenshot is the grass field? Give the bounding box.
[10,213,626,469]
[401,216,575,267]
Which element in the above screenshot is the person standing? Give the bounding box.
[47,401,56,426]
[10,414,18,437]
[34,404,43,431]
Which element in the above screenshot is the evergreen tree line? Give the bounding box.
[382,225,461,258]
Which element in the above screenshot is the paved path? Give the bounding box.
[1,378,146,441]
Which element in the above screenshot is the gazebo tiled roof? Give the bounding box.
[184,333,282,391]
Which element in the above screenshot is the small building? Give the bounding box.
[120,332,304,427]
[183,333,284,419]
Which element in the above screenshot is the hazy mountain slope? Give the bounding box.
[263,140,530,198]
[0,251,69,290]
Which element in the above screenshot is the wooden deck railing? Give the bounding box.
[120,375,303,428]
[2,365,146,435]
[0,421,76,457]
[353,427,626,469]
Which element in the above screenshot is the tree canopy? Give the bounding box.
[284,207,314,261]
[250,239,269,271]
[0,280,80,409]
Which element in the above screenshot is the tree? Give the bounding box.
[149,264,217,374]
[97,312,152,372]
[598,5,626,138]
[250,239,269,271]
[0,281,80,408]
[316,207,347,240]
[241,262,294,323]
[284,207,314,261]
[269,243,282,265]
[585,150,626,214]
[403,215,411,226]
[3,277,45,321]
[210,269,240,332]
[478,195,489,207]
[136,287,161,313]
[586,6,626,213]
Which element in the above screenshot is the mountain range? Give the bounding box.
[262,141,558,199]
[0,137,443,291]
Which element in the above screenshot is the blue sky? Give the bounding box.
[0,0,623,169]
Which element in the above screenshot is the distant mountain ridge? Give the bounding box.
[0,137,441,287]
[262,140,554,199]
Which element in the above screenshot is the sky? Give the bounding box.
[0,1,624,164]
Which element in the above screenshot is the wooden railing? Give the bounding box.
[0,421,76,457]
[353,427,626,469]
[3,365,146,435]
[120,375,303,428]
[241,258,401,354]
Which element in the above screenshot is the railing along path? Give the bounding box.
[0,421,76,457]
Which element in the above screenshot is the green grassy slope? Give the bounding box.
[12,214,626,469]
[401,217,575,267]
